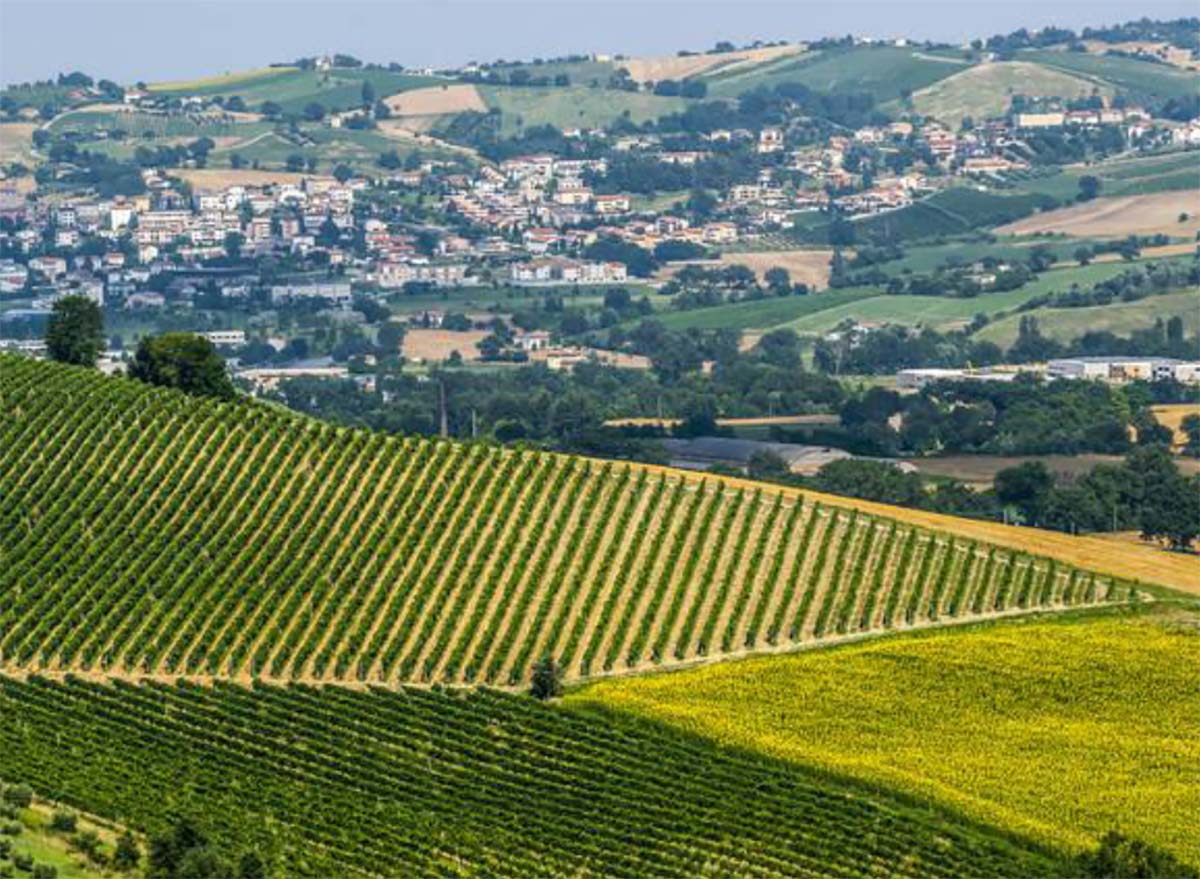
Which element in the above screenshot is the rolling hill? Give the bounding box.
[0,357,1159,692]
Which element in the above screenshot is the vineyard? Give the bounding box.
[0,357,1141,688]
[0,675,1071,878]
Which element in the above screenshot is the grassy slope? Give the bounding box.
[149,68,443,113]
[974,287,1200,347]
[1019,49,1200,99]
[569,607,1200,865]
[0,675,1068,879]
[632,288,877,331]
[909,61,1111,128]
[776,259,1149,333]
[1010,151,1200,200]
[706,46,969,102]
[478,84,689,135]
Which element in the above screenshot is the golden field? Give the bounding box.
[569,607,1200,864]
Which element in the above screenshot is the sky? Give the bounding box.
[1,0,1195,85]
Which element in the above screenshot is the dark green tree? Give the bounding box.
[112,832,141,872]
[129,334,236,400]
[45,295,104,367]
[530,656,563,700]
[1076,831,1198,878]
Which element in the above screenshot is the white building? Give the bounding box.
[1048,357,1198,384]
[201,330,247,347]
[269,282,353,306]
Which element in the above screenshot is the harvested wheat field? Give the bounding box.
[0,123,39,166]
[384,83,487,116]
[624,44,805,83]
[173,168,310,190]
[1154,403,1200,450]
[402,328,489,361]
[659,249,835,289]
[998,191,1200,238]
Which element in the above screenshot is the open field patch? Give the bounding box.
[997,191,1200,238]
[1153,403,1200,451]
[624,43,805,83]
[973,288,1200,347]
[401,328,489,361]
[570,608,1200,864]
[383,82,487,116]
[171,167,311,190]
[911,61,1109,128]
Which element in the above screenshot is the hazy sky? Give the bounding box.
[1,0,1195,85]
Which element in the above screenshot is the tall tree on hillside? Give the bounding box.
[45,295,104,367]
[129,333,236,401]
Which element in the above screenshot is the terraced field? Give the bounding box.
[0,357,1142,688]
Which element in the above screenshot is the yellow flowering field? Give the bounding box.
[568,607,1200,865]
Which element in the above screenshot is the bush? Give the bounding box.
[1076,831,1198,878]
[530,656,563,700]
[11,853,32,871]
[48,811,76,833]
[2,784,33,808]
[33,866,57,879]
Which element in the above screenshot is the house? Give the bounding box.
[593,195,631,215]
[758,127,785,154]
[200,330,247,347]
[515,330,551,352]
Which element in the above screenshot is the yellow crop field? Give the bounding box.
[569,607,1200,865]
[1154,403,1200,450]
[147,67,297,93]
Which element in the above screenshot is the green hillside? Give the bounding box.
[0,357,1138,690]
[908,61,1112,127]
[973,288,1200,347]
[572,607,1200,865]
[705,46,971,102]
[1020,49,1200,100]
[150,67,444,113]
[478,84,689,134]
[0,676,1070,878]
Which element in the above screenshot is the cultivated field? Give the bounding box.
[974,288,1200,348]
[0,122,38,166]
[717,248,835,290]
[0,675,1067,879]
[623,43,805,83]
[383,82,488,117]
[570,608,1200,864]
[1153,403,1200,451]
[401,327,489,361]
[907,452,1200,486]
[479,85,688,135]
[910,61,1109,128]
[0,357,1145,693]
[172,167,310,190]
[997,191,1200,238]
[146,66,299,94]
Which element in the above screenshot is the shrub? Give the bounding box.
[48,811,76,833]
[1,786,32,809]
[530,656,563,700]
